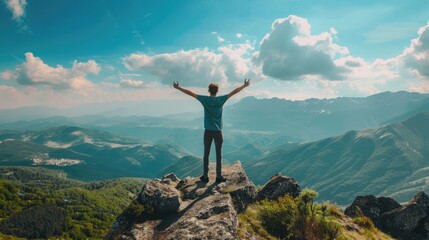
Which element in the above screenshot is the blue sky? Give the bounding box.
[1,0,429,115]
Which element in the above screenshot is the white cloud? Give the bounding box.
[335,56,401,84]
[72,60,100,75]
[119,79,145,88]
[217,36,225,43]
[6,52,98,89]
[119,73,142,77]
[104,65,116,71]
[123,42,258,87]
[401,22,429,79]
[1,70,16,80]
[236,33,243,39]
[211,32,225,43]
[4,0,26,20]
[409,82,429,93]
[253,15,349,81]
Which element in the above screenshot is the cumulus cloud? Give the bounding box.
[5,52,99,89]
[402,22,429,79]
[1,70,16,80]
[119,79,145,88]
[72,60,100,74]
[123,42,258,87]
[4,0,26,20]
[335,56,400,84]
[253,15,349,81]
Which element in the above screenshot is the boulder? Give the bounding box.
[138,179,182,216]
[162,194,238,240]
[257,173,301,201]
[378,192,429,239]
[344,195,401,225]
[219,162,257,213]
[162,173,180,183]
[379,203,427,237]
[106,161,257,240]
[346,191,429,240]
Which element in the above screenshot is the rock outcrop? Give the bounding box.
[346,191,429,240]
[106,162,289,240]
[257,173,301,201]
[344,195,401,225]
[137,177,182,215]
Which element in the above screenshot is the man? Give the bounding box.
[173,79,250,183]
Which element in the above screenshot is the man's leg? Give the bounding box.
[213,131,224,179]
[203,130,214,178]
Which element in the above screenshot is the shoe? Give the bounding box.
[199,175,209,182]
[216,176,227,183]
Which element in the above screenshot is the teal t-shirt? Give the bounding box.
[196,95,228,131]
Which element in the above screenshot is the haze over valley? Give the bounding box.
[1,91,429,205]
[2,0,429,238]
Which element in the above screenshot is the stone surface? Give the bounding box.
[162,173,180,183]
[380,203,426,234]
[218,162,257,213]
[137,179,182,216]
[346,191,429,240]
[106,161,257,240]
[257,173,301,201]
[161,194,238,240]
[344,195,401,224]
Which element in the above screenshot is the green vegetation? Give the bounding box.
[350,216,389,239]
[0,167,147,239]
[122,200,155,222]
[238,189,342,239]
[238,189,392,240]
[0,204,67,239]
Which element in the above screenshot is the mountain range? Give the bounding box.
[0,126,185,181]
[1,91,429,204]
[224,91,429,140]
[1,91,428,158]
[244,111,429,204]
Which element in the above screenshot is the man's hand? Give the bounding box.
[173,81,179,89]
[227,78,251,99]
[172,81,197,98]
[244,79,250,87]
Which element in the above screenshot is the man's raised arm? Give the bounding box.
[227,79,250,99]
[173,81,197,99]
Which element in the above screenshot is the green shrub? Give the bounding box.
[123,200,155,222]
[238,206,276,240]
[354,216,375,230]
[253,189,343,240]
[259,195,296,238]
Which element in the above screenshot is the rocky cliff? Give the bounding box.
[105,162,299,239]
[106,161,424,239]
[346,191,429,240]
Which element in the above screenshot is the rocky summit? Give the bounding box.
[346,191,429,240]
[105,161,300,240]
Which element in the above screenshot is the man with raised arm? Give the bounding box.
[173,79,250,183]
